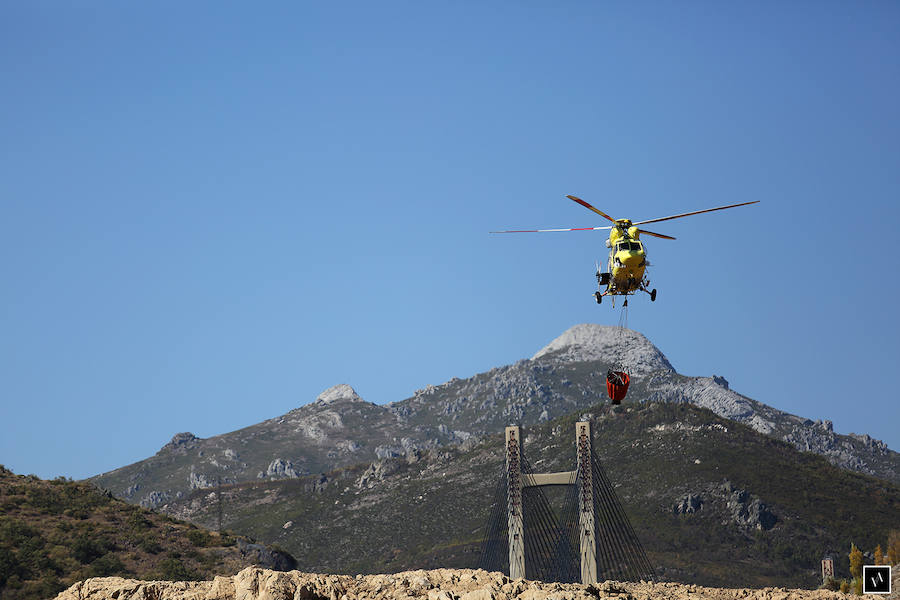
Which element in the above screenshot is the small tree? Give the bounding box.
[874,544,885,566]
[849,544,863,580]
[888,530,900,565]
[822,577,840,591]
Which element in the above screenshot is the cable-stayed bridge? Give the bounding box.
[477,422,654,584]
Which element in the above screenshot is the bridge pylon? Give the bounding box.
[505,422,598,584]
[482,420,654,584]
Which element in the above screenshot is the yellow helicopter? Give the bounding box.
[492,195,759,304]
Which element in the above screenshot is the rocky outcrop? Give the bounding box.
[55,567,850,600]
[672,481,777,531]
[162,432,201,454]
[189,469,215,490]
[236,540,298,571]
[259,459,303,480]
[673,493,703,514]
[356,459,404,489]
[139,489,176,509]
[719,480,777,531]
[316,384,363,405]
[374,437,432,460]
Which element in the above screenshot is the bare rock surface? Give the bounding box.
[532,324,674,374]
[55,567,855,600]
[317,384,363,405]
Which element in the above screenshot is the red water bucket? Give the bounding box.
[606,370,630,404]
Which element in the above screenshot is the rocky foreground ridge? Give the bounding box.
[55,567,862,600]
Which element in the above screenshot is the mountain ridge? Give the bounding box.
[91,323,898,509]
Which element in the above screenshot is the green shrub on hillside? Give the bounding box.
[186,528,212,548]
[154,557,200,581]
[88,554,128,578]
[138,536,163,554]
[127,510,153,531]
[821,577,840,591]
[71,534,113,564]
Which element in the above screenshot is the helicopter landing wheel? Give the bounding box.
[650,289,657,302]
[595,291,603,304]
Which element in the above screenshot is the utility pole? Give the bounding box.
[216,479,223,533]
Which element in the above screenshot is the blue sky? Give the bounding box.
[2,2,898,480]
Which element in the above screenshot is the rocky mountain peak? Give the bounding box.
[532,323,675,374]
[316,384,362,405]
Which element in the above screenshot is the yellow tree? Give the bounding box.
[850,543,864,594]
[850,543,863,578]
[889,530,900,565]
[874,544,885,566]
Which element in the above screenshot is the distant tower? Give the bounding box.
[822,558,835,583]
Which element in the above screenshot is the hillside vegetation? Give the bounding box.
[0,466,293,600]
[161,401,900,589]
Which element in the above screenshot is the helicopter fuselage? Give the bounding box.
[603,222,648,295]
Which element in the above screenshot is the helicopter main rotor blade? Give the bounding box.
[490,226,613,233]
[633,200,760,226]
[637,229,676,240]
[566,195,618,224]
